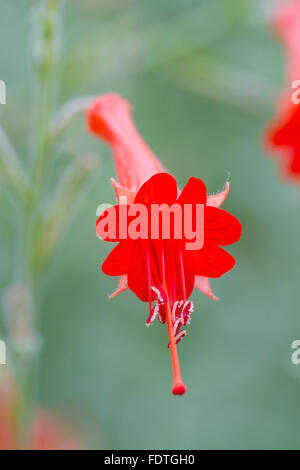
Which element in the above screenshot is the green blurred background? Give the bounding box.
[1,0,300,450]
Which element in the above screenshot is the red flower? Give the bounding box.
[265,1,300,181]
[0,373,83,450]
[87,94,242,395]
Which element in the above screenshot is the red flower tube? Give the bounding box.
[265,1,300,181]
[87,94,242,395]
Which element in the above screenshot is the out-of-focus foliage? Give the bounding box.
[0,0,300,449]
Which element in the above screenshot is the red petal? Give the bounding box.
[135,173,178,205]
[263,1,300,181]
[102,242,131,276]
[205,207,242,246]
[184,246,236,278]
[127,242,149,301]
[194,276,219,301]
[290,148,300,174]
[180,269,194,300]
[109,275,128,299]
[269,106,300,147]
[177,177,207,205]
[265,105,300,179]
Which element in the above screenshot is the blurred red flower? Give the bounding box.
[265,1,300,181]
[30,411,83,451]
[0,374,83,450]
[87,94,242,395]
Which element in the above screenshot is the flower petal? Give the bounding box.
[109,275,128,299]
[181,270,195,300]
[177,177,207,205]
[102,242,131,276]
[205,207,242,246]
[127,242,149,301]
[135,173,178,205]
[267,105,300,148]
[207,182,230,208]
[265,105,300,179]
[263,2,300,181]
[194,276,219,301]
[184,246,236,278]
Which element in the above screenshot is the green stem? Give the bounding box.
[31,0,63,200]
[13,0,63,449]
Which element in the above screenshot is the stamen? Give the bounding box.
[173,318,182,336]
[171,300,182,323]
[162,248,187,396]
[146,303,159,327]
[181,300,193,325]
[151,286,166,303]
[175,330,187,344]
[146,286,166,325]
[168,329,187,347]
